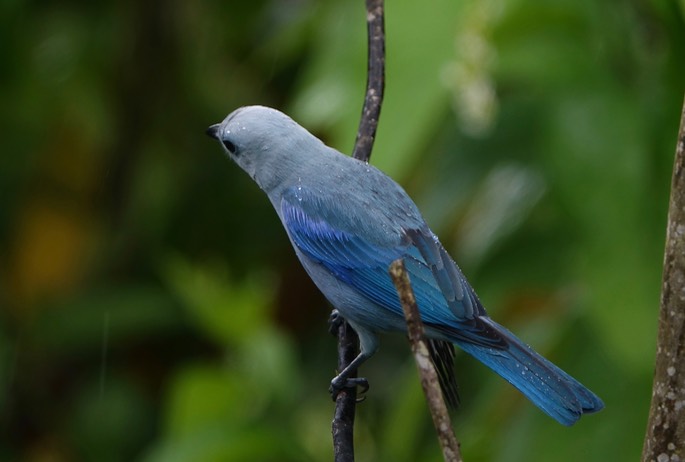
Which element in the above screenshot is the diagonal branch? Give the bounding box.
[641,94,685,461]
[389,259,464,462]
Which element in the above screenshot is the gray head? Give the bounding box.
[206,105,327,192]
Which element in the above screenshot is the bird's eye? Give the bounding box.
[222,139,237,154]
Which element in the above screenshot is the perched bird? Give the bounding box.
[206,105,604,425]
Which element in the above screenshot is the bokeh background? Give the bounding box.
[1,0,684,460]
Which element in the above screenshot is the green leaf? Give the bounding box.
[161,256,275,346]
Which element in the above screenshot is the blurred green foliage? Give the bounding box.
[1,0,683,460]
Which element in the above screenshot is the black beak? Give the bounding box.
[206,124,221,140]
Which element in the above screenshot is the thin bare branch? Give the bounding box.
[332,0,386,459]
[332,319,359,462]
[352,0,385,163]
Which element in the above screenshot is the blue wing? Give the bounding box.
[280,186,504,348]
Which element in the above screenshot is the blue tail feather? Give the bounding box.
[451,319,604,426]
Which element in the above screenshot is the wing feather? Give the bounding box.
[280,187,504,349]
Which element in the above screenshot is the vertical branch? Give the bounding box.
[352,0,385,163]
[332,319,359,462]
[641,95,685,461]
[332,0,385,460]
[389,259,463,462]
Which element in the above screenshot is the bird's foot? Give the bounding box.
[329,375,369,402]
[328,309,344,336]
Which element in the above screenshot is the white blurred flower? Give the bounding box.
[442,0,502,136]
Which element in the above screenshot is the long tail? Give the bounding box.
[453,318,604,426]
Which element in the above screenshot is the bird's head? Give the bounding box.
[206,105,324,192]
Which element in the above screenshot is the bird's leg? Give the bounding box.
[329,318,378,400]
[329,351,371,398]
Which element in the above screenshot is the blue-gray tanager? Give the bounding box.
[206,105,604,425]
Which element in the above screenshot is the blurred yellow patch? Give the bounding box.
[8,201,95,311]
